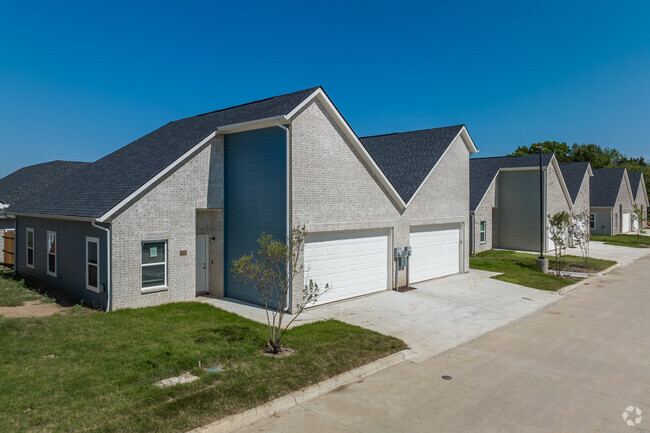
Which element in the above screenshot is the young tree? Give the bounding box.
[569,209,590,268]
[232,226,328,354]
[548,211,570,276]
[632,204,647,240]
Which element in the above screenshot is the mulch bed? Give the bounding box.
[396,286,417,293]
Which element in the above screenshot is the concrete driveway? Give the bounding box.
[200,270,559,361]
[566,240,650,266]
[234,252,650,433]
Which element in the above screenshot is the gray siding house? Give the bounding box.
[469,154,573,254]
[9,87,478,311]
[0,161,90,266]
[628,172,649,230]
[590,168,635,235]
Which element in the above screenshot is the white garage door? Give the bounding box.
[409,224,460,284]
[622,213,631,233]
[304,229,389,306]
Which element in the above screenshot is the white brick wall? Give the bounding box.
[472,176,497,254]
[109,137,224,310]
[290,100,471,310]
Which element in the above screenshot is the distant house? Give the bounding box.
[590,168,635,235]
[9,87,478,311]
[0,161,90,267]
[628,171,649,230]
[470,154,573,254]
[559,162,593,244]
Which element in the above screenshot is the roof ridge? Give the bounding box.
[471,153,553,161]
[176,86,321,121]
[360,124,464,139]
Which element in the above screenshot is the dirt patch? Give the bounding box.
[261,346,297,358]
[397,286,417,293]
[0,300,68,318]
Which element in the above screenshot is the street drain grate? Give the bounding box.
[441,375,452,380]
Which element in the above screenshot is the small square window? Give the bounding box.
[141,241,167,289]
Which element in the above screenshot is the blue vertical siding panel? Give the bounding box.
[15,216,108,308]
[224,127,287,307]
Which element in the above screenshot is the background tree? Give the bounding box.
[509,141,571,162]
[232,226,328,354]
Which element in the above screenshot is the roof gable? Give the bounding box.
[360,125,466,203]
[590,167,628,207]
[0,161,90,207]
[470,153,554,211]
[559,162,592,204]
[628,172,645,201]
[9,87,319,219]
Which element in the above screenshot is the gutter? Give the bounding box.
[91,221,112,312]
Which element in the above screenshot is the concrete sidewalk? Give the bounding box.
[234,254,650,433]
[199,270,559,361]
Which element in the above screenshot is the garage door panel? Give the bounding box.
[622,213,631,233]
[304,230,389,306]
[409,224,460,284]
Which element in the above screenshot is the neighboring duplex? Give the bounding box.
[469,154,573,254]
[8,87,478,311]
[589,168,635,235]
[0,161,90,267]
[628,171,649,230]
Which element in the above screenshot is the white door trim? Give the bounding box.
[196,235,209,295]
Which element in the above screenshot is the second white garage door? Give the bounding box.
[304,229,389,306]
[409,224,460,284]
[622,213,631,233]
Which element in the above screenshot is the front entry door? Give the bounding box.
[196,236,208,294]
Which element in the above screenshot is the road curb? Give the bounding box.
[187,348,414,433]
[557,263,621,295]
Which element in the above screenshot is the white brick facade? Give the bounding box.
[109,137,224,310]
[290,100,471,310]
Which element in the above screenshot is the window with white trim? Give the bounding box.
[26,228,34,269]
[141,241,167,289]
[589,214,595,229]
[479,221,486,243]
[47,231,57,277]
[86,237,100,292]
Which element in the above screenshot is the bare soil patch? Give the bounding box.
[0,300,69,318]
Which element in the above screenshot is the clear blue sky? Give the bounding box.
[1,0,649,178]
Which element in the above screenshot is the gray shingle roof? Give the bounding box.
[470,154,554,211]
[590,167,626,207]
[9,87,320,218]
[360,125,464,203]
[628,171,643,200]
[0,161,90,207]
[559,162,590,204]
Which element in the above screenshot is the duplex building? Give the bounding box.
[589,168,635,235]
[8,87,478,311]
[470,154,572,254]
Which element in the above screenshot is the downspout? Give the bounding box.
[91,221,112,312]
[12,216,17,277]
[275,120,291,312]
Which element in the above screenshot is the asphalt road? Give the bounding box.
[236,254,650,433]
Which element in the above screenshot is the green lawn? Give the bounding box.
[470,250,617,291]
[0,302,406,433]
[0,270,47,307]
[591,233,650,248]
